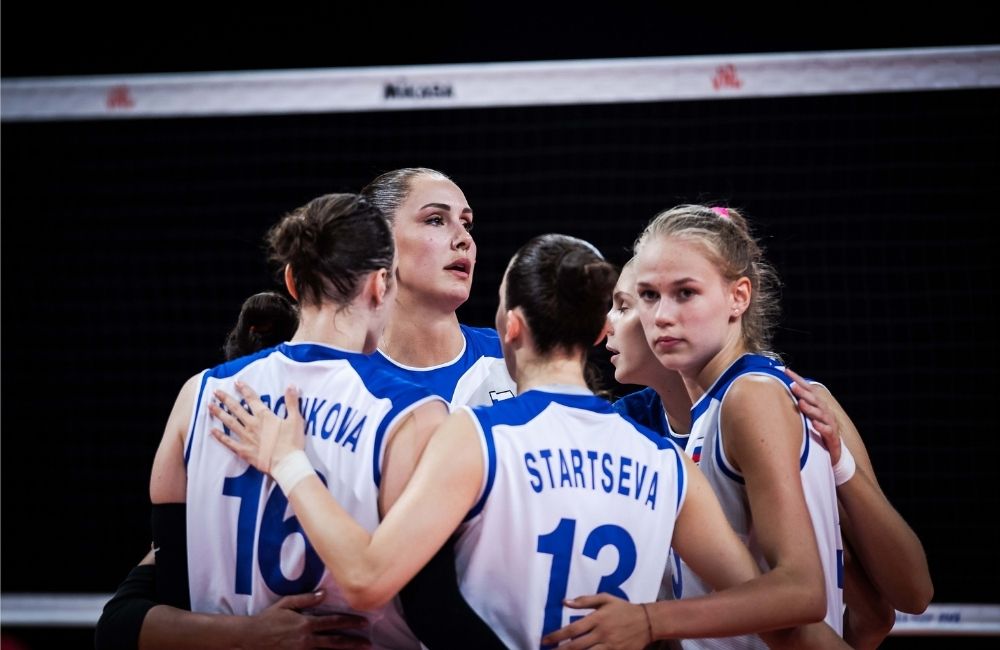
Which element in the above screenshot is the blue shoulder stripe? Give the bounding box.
[341,355,439,489]
[184,371,211,466]
[691,354,778,423]
[673,442,686,511]
[704,355,812,482]
[616,412,677,451]
[464,407,497,521]
[185,346,286,465]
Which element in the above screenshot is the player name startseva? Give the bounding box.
[523,448,660,510]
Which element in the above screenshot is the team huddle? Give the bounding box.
[96,168,932,650]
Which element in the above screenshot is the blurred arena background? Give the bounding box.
[2,6,998,648]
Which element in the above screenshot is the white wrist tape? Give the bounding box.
[272,450,314,495]
[832,442,857,486]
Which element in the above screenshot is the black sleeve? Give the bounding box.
[399,534,507,649]
[150,503,190,610]
[93,564,158,650]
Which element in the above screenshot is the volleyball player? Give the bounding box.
[96,288,361,650]
[138,193,517,649]
[361,167,516,407]
[100,168,514,649]
[551,205,847,648]
[604,226,931,648]
[212,233,839,648]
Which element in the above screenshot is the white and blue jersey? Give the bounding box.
[676,354,844,650]
[612,389,691,605]
[185,342,444,650]
[613,388,691,450]
[370,325,515,407]
[454,386,688,649]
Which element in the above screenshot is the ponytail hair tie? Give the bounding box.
[711,206,730,219]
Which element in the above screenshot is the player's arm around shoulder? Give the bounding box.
[306,407,484,611]
[806,383,933,613]
[149,373,200,504]
[720,374,826,621]
[379,398,449,514]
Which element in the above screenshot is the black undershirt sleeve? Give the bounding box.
[399,534,506,649]
[93,564,158,650]
[94,503,191,650]
[150,503,190,609]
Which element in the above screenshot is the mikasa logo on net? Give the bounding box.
[383,80,454,99]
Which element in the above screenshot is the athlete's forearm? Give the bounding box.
[647,567,826,640]
[287,472,457,611]
[761,621,851,649]
[842,550,895,650]
[288,475,396,609]
[138,607,249,650]
[837,469,933,613]
[95,562,246,650]
[822,388,933,614]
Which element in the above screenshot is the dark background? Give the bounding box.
[2,5,998,647]
[2,4,998,78]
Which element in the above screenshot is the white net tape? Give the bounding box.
[1,594,998,634]
[2,46,998,121]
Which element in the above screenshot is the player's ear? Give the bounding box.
[729,276,750,321]
[284,264,299,302]
[593,319,611,346]
[367,268,389,307]
[504,308,524,344]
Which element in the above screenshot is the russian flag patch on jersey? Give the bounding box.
[691,445,702,463]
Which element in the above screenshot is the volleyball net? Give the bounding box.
[2,46,998,639]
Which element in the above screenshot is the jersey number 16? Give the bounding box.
[223,466,327,596]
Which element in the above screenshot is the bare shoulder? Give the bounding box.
[149,372,203,503]
[721,373,802,470]
[725,373,796,416]
[437,407,479,439]
[168,373,204,436]
[410,398,449,428]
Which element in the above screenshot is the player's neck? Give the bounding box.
[648,370,692,435]
[291,308,369,352]
[515,355,588,394]
[688,339,750,402]
[379,306,464,367]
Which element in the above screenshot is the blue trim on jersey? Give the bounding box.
[208,345,284,377]
[464,389,679,520]
[800,416,811,469]
[673,440,686,510]
[482,389,674,450]
[714,432,745,484]
[368,325,503,402]
[616,406,689,508]
[615,411,684,452]
[464,414,497,521]
[690,354,778,424]
[185,375,211,466]
[613,388,690,449]
[183,342,437,484]
[613,388,663,430]
[698,354,813,482]
[670,549,684,599]
[185,346,282,465]
[278,343,440,488]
